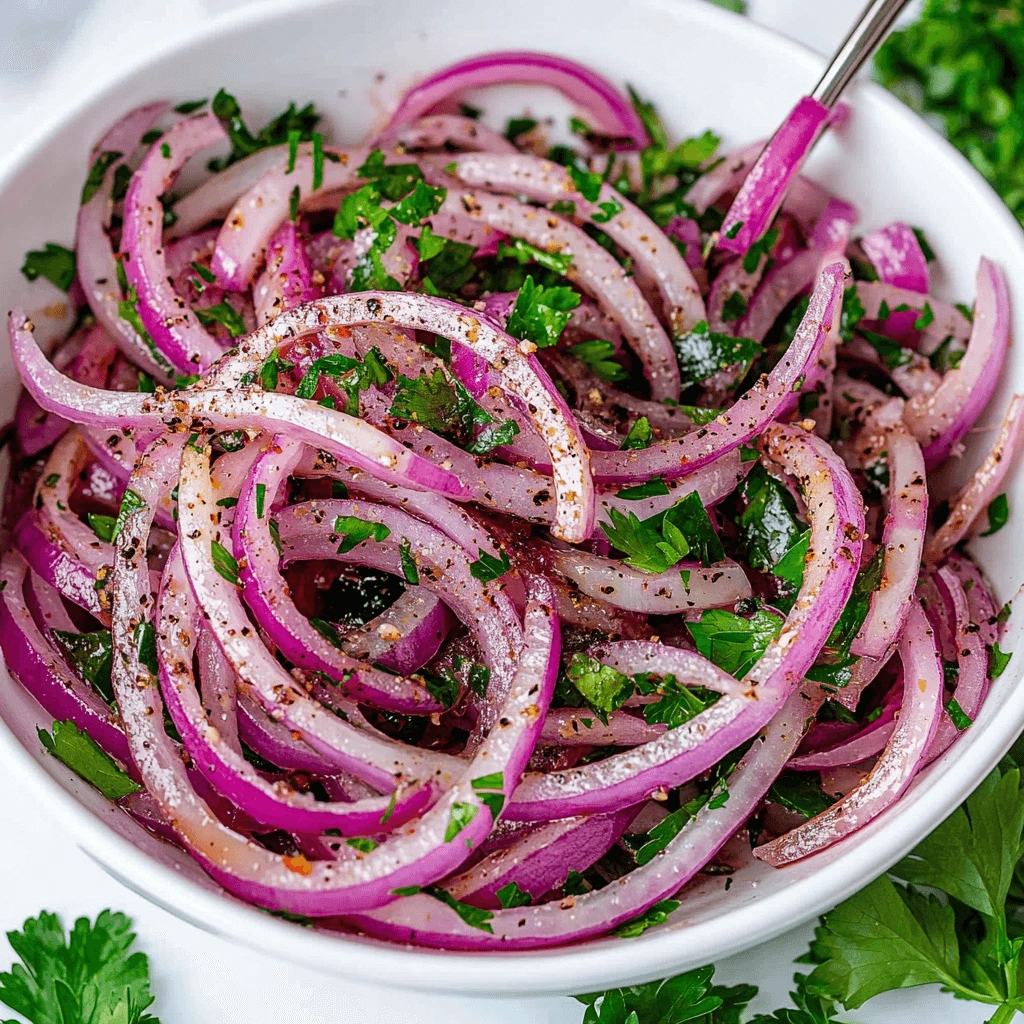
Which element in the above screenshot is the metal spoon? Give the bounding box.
[718,0,913,255]
[812,0,914,108]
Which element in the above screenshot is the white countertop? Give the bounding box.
[0,1,992,1020]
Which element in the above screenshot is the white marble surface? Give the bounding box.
[0,0,990,1020]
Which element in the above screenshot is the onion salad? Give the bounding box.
[3,51,1018,948]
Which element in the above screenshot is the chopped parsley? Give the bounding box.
[600,491,724,572]
[258,347,295,391]
[615,477,671,500]
[505,275,581,349]
[565,653,633,715]
[295,348,393,412]
[38,720,140,800]
[211,541,239,585]
[496,881,532,908]
[399,537,419,585]
[569,339,628,383]
[193,300,247,338]
[737,463,806,573]
[496,238,574,275]
[51,629,115,706]
[333,515,390,554]
[672,320,762,389]
[468,548,512,584]
[980,493,1009,536]
[769,770,837,819]
[860,328,914,370]
[687,605,784,679]
[209,88,320,172]
[444,801,479,842]
[620,416,654,450]
[21,243,77,292]
[81,151,123,205]
[614,899,681,938]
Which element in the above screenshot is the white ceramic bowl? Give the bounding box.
[2,0,1024,998]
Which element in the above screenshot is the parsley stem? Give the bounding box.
[986,1003,1018,1024]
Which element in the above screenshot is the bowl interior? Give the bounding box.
[2,0,1024,997]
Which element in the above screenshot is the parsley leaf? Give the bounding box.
[444,801,479,842]
[576,965,755,1024]
[468,548,511,584]
[21,243,77,292]
[193,301,247,338]
[333,514,390,554]
[496,882,532,909]
[465,418,519,456]
[570,339,628,383]
[209,89,319,172]
[738,464,806,572]
[687,606,783,678]
[614,900,681,938]
[258,347,294,392]
[769,771,837,819]
[497,238,574,275]
[980,493,1009,536]
[210,540,239,585]
[565,653,633,715]
[600,492,723,573]
[672,320,762,390]
[37,721,141,801]
[0,909,160,1024]
[356,149,424,201]
[505,275,581,349]
[621,417,654,451]
[81,151,123,205]
[399,537,419,585]
[51,630,115,706]
[859,329,914,370]
[615,477,671,500]
[295,348,393,412]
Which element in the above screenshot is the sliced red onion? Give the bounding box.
[903,258,1011,467]
[855,281,972,356]
[158,545,424,833]
[234,439,446,714]
[788,687,900,771]
[122,113,228,372]
[211,147,367,290]
[114,453,560,915]
[861,222,929,294]
[719,97,831,257]
[437,152,705,336]
[200,292,593,541]
[10,310,467,501]
[168,145,291,240]
[738,200,857,343]
[925,394,1024,563]
[177,442,464,792]
[445,808,635,908]
[506,423,862,821]
[540,709,666,747]
[684,141,764,216]
[253,221,322,327]
[0,550,131,769]
[589,260,847,483]
[76,101,174,379]
[755,601,942,866]
[349,686,817,948]
[14,512,105,620]
[534,542,752,615]
[850,426,927,660]
[428,186,679,402]
[273,498,522,708]
[393,114,519,155]
[666,217,706,283]
[373,51,649,150]
[946,551,999,650]
[923,566,987,763]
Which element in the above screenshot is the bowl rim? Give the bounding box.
[3,0,1024,998]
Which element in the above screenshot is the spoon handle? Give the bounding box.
[811,0,913,108]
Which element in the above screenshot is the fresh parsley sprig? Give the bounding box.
[0,910,161,1024]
